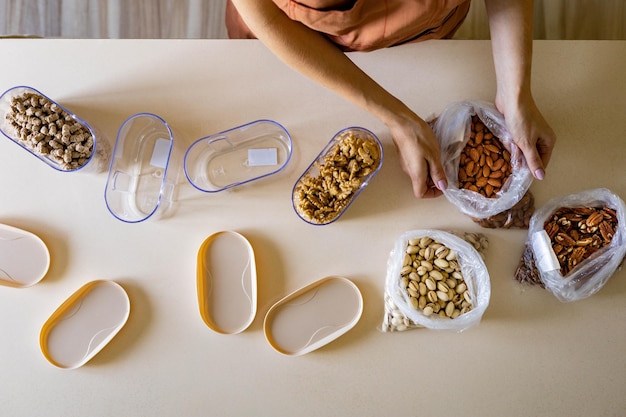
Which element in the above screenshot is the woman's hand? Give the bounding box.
[386,112,447,198]
[496,94,556,180]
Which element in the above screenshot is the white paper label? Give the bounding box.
[248,148,278,167]
[150,138,171,168]
[532,230,560,272]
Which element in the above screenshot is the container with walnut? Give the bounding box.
[515,188,626,302]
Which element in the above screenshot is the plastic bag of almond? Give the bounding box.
[431,100,535,228]
[514,188,626,302]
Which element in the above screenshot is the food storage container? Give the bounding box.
[104,113,178,223]
[0,85,108,173]
[292,127,383,225]
[184,119,292,192]
[40,280,130,369]
[264,276,363,356]
[196,231,257,334]
[0,223,49,288]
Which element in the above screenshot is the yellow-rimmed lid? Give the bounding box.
[197,231,257,334]
[264,276,363,356]
[40,280,130,369]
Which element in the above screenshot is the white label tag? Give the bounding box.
[248,148,278,167]
[532,230,560,272]
[150,138,171,168]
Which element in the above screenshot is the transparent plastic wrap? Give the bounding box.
[432,100,534,226]
[514,188,626,302]
[382,230,490,332]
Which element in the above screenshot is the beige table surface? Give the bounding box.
[0,39,624,417]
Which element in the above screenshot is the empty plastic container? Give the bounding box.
[184,119,292,192]
[104,113,177,223]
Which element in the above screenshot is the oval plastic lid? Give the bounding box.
[104,113,175,223]
[0,85,100,173]
[184,119,292,192]
[40,280,130,369]
[264,276,363,356]
[0,223,49,288]
[292,126,383,226]
[197,231,257,334]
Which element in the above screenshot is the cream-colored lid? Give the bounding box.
[40,280,130,369]
[197,231,257,334]
[0,223,49,288]
[264,276,363,356]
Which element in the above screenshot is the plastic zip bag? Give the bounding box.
[432,100,534,225]
[382,230,490,332]
[514,188,626,302]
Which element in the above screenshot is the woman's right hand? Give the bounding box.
[386,112,448,198]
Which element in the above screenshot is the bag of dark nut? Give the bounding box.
[514,188,626,302]
[432,100,535,228]
[381,230,491,332]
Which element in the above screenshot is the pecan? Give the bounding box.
[576,237,594,246]
[545,222,559,239]
[555,232,576,247]
[599,221,614,242]
[586,212,604,227]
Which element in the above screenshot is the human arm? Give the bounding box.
[229,0,447,197]
[484,0,556,180]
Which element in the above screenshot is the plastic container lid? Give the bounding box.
[40,280,130,369]
[184,119,292,192]
[292,127,383,225]
[264,276,363,356]
[197,231,257,334]
[0,223,49,288]
[104,113,177,223]
[0,85,106,173]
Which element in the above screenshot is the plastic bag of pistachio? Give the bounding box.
[432,100,534,228]
[514,188,626,302]
[382,230,490,332]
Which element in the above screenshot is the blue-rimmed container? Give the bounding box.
[104,113,177,223]
[184,119,292,193]
[0,85,108,173]
[292,126,383,225]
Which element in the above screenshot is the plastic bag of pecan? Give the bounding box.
[431,100,534,228]
[514,188,626,302]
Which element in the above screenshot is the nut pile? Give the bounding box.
[458,115,511,198]
[294,131,381,224]
[4,91,94,170]
[545,206,618,275]
[515,205,619,285]
[471,190,535,229]
[382,233,488,332]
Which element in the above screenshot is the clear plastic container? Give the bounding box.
[40,280,130,369]
[0,85,109,173]
[292,127,383,225]
[184,119,292,192]
[104,113,178,223]
[264,276,363,356]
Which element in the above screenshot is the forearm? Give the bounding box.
[230,0,414,126]
[484,0,535,112]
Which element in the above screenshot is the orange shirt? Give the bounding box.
[226,0,471,51]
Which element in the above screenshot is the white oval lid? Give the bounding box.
[264,276,363,356]
[40,280,130,369]
[0,223,50,287]
[197,231,257,334]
